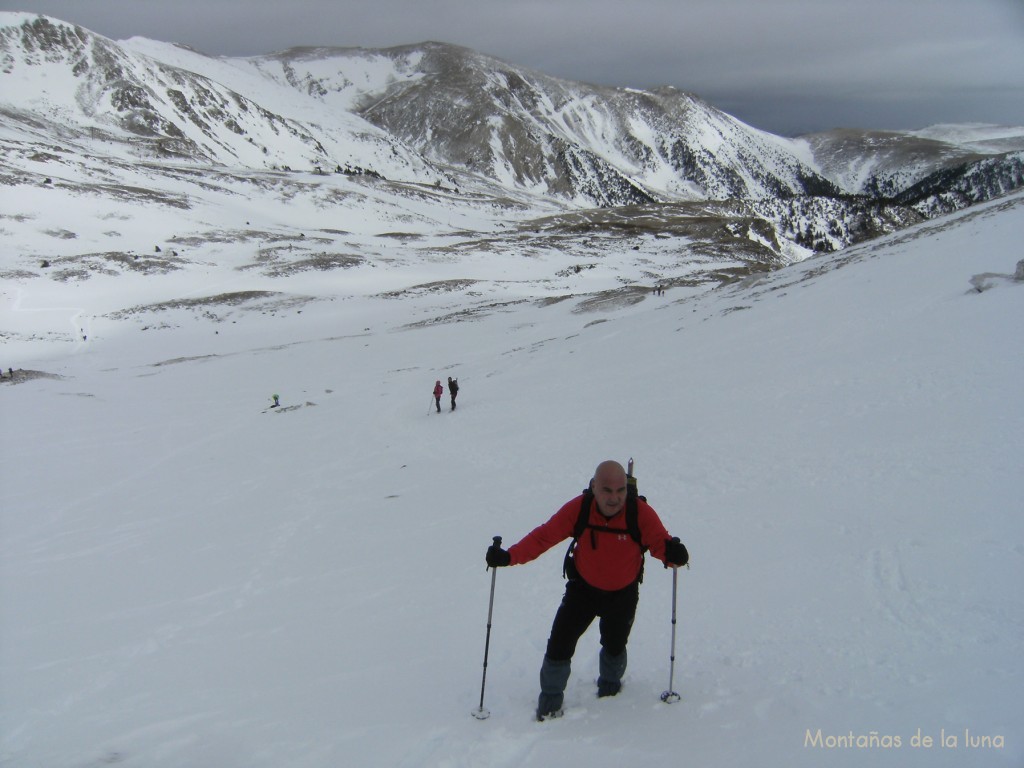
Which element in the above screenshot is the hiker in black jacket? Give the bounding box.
[448,377,459,410]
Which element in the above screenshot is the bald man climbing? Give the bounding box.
[486,460,688,721]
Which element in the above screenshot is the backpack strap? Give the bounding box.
[575,487,594,539]
[562,484,647,580]
[562,487,594,579]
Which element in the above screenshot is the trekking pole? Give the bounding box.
[472,536,501,720]
[660,548,682,703]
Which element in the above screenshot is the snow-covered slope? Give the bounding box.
[9,12,1022,216]
[4,9,1024,269]
[799,124,1024,198]
[0,14,441,179]
[1,14,837,204]
[2,25,1023,768]
[2,153,1021,768]
[329,42,840,204]
[117,34,845,204]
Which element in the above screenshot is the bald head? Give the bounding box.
[593,461,626,483]
[592,460,627,518]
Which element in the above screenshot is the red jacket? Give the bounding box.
[433,382,443,397]
[508,494,672,591]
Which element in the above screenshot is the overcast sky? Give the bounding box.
[5,0,1024,135]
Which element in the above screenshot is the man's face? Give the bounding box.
[592,464,627,518]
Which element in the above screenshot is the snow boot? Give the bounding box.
[536,656,571,721]
[597,648,627,698]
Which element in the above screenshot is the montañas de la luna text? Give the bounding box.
[805,729,1004,750]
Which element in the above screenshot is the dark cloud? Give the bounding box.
[5,0,1023,135]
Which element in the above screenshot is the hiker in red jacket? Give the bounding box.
[432,380,443,413]
[486,460,688,720]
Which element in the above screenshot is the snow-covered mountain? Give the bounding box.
[2,11,1023,768]
[324,41,844,205]
[3,10,1022,325]
[0,13,441,180]
[4,13,1023,212]
[800,126,1024,202]
[5,14,835,203]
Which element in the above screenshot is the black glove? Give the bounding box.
[664,537,688,567]
[486,543,511,568]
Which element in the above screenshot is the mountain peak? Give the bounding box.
[1,12,1022,243]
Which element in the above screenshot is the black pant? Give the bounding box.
[545,578,639,662]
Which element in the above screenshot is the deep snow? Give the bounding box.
[1,187,1023,767]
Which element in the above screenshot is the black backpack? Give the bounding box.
[562,477,648,582]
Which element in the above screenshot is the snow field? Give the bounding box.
[1,191,1022,766]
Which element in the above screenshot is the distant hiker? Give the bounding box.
[432,380,443,413]
[485,460,689,721]
[448,377,459,410]
[271,394,280,408]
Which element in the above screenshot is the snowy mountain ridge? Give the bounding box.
[1,12,1023,768]
[1,11,1023,350]
[3,13,1023,210]
[0,13,438,181]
